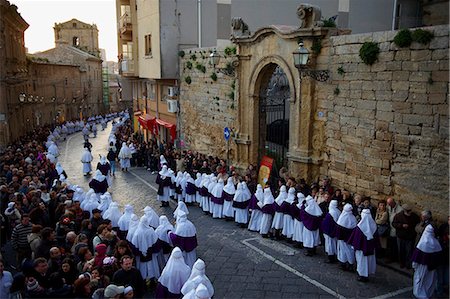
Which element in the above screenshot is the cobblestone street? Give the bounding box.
[55,122,414,299]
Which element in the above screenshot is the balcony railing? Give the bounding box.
[119,13,132,34]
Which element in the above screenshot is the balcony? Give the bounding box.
[120,59,135,76]
[119,13,132,35]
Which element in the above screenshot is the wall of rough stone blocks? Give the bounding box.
[320,25,448,221]
[179,48,237,160]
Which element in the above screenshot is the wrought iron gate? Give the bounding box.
[259,65,290,168]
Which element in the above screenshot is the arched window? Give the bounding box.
[73,36,80,47]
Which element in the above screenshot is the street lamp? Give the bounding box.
[209,48,238,77]
[293,40,330,82]
[18,93,26,103]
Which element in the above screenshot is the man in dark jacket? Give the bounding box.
[112,255,145,298]
[34,227,57,260]
[392,204,420,269]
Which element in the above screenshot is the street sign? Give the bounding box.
[224,127,230,140]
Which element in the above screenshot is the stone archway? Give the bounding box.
[232,23,329,181]
[254,63,292,169]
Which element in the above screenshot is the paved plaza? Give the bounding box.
[56,123,413,299]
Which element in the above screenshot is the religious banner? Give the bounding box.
[258,155,274,187]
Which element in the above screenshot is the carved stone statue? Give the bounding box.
[297,4,323,28]
[231,17,251,37]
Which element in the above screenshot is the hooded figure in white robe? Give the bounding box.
[322,200,341,262]
[126,214,140,243]
[118,204,136,237]
[168,169,176,198]
[118,142,132,171]
[176,172,184,202]
[81,147,93,175]
[55,162,66,180]
[181,259,214,298]
[155,247,191,298]
[103,202,122,228]
[80,188,95,211]
[181,172,188,201]
[281,187,296,239]
[97,192,112,215]
[195,173,203,204]
[200,175,210,212]
[83,192,100,216]
[89,170,108,194]
[302,195,323,255]
[222,177,236,219]
[293,193,306,246]
[184,174,197,204]
[259,187,276,236]
[131,215,160,280]
[174,201,190,219]
[336,203,357,270]
[74,187,85,204]
[233,182,250,226]
[210,178,224,219]
[348,208,378,281]
[97,155,112,186]
[160,155,168,169]
[207,176,217,214]
[143,206,160,229]
[48,142,60,159]
[155,215,174,266]
[272,185,287,232]
[157,165,171,204]
[248,184,264,232]
[182,283,211,299]
[169,210,198,268]
[412,224,442,299]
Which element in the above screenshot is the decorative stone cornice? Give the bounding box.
[232,26,329,44]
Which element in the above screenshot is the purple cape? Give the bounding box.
[169,233,198,252]
[96,163,110,176]
[248,194,261,210]
[210,194,224,205]
[157,177,171,195]
[291,203,301,221]
[302,212,322,231]
[280,202,291,215]
[139,241,161,262]
[261,203,276,216]
[347,226,380,256]
[411,248,442,270]
[155,282,181,299]
[157,239,173,254]
[88,179,108,194]
[232,200,249,209]
[199,186,208,197]
[321,213,338,238]
[186,182,196,195]
[336,225,354,242]
[175,185,182,194]
[223,191,234,202]
[155,173,161,184]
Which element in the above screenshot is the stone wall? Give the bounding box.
[179,47,238,159]
[320,25,448,220]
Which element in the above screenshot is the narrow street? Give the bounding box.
[56,122,414,299]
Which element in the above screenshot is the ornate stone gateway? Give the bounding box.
[259,65,290,168]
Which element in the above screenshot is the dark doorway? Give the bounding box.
[259,65,290,169]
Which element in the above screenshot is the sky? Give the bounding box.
[10,0,118,62]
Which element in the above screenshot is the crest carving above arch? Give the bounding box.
[247,55,297,104]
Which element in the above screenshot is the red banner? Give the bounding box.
[258,156,274,187]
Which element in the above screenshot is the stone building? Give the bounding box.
[54,18,100,57]
[32,40,104,118]
[179,6,448,221]
[0,0,29,148]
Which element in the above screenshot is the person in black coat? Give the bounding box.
[112,255,145,298]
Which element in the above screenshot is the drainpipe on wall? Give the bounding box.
[391,0,398,30]
[198,0,202,48]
